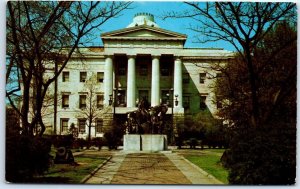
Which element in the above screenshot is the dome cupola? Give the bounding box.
[127,12,159,28]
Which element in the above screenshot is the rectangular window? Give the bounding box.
[78,119,86,133]
[97,94,104,108]
[115,56,127,76]
[161,90,171,106]
[139,90,149,102]
[200,95,207,110]
[160,55,172,76]
[200,73,206,84]
[80,72,87,82]
[183,96,190,109]
[79,95,87,109]
[137,56,151,76]
[118,63,126,76]
[116,90,126,107]
[139,64,148,76]
[62,72,69,82]
[96,119,103,133]
[61,118,69,133]
[183,73,190,84]
[97,72,104,83]
[62,94,69,108]
[161,65,171,76]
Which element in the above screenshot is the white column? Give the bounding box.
[104,56,113,106]
[151,56,160,106]
[174,57,183,108]
[126,55,136,107]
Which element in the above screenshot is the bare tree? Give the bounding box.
[163,2,296,127]
[76,74,108,143]
[6,1,132,136]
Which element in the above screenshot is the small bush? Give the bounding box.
[104,121,124,150]
[176,112,230,149]
[91,137,105,150]
[52,134,73,148]
[188,138,198,149]
[104,132,119,150]
[72,138,88,149]
[6,134,52,183]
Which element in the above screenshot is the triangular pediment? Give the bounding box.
[101,25,187,40]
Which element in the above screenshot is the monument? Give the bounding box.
[123,98,168,152]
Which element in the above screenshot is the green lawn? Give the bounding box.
[185,154,229,184]
[205,148,226,154]
[33,156,107,183]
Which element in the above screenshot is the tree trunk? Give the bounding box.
[245,47,259,127]
[21,78,31,135]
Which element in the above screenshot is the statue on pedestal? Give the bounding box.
[126,97,168,134]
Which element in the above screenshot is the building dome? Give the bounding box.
[126,13,159,28]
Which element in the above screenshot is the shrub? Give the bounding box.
[104,120,124,150]
[6,134,52,182]
[52,134,73,148]
[176,112,229,149]
[222,123,296,184]
[188,138,198,149]
[72,138,88,149]
[91,137,105,150]
[6,109,52,182]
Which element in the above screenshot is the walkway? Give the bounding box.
[84,151,223,185]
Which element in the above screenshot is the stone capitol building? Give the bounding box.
[42,13,234,139]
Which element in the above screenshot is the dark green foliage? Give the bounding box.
[176,111,229,149]
[72,138,88,149]
[6,108,52,182]
[202,123,230,149]
[222,89,296,184]
[6,134,52,183]
[104,120,124,150]
[91,137,106,150]
[222,123,296,184]
[71,137,106,150]
[219,22,296,185]
[51,134,74,148]
[187,138,198,149]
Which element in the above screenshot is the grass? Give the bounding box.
[204,148,226,154]
[185,154,229,184]
[33,155,107,184]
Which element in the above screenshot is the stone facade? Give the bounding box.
[41,13,233,138]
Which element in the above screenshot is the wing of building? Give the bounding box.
[42,13,234,138]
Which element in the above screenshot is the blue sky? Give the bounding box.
[92,1,236,51]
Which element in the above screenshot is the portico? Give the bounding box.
[103,53,184,113]
[100,13,187,114]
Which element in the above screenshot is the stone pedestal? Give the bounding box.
[123,134,141,151]
[123,134,167,152]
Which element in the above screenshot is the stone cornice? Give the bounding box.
[70,53,105,59]
[182,56,233,60]
[151,55,160,59]
[127,55,136,59]
[101,36,187,41]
